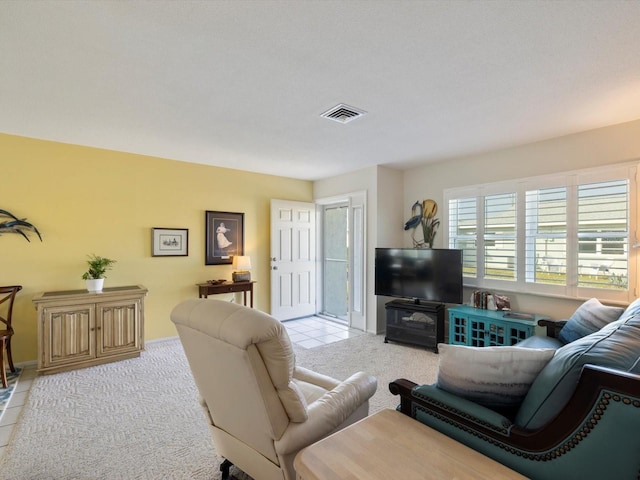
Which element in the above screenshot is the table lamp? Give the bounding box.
[232,255,252,282]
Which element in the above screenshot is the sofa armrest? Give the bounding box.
[391,365,640,450]
[538,318,567,339]
[391,366,640,479]
[275,371,377,454]
[392,382,514,436]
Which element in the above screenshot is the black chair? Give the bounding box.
[0,286,22,388]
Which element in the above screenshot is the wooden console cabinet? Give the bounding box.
[33,285,147,374]
[384,300,444,352]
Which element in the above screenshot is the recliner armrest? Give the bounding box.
[293,365,341,391]
[275,371,377,454]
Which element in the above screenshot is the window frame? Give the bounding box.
[443,163,637,303]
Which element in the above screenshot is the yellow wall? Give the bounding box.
[0,133,312,363]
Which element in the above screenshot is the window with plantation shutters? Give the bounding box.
[448,197,477,278]
[577,179,628,291]
[484,193,516,281]
[525,187,567,286]
[444,163,637,302]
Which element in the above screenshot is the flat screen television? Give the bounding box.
[375,248,463,304]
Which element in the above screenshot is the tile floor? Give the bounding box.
[0,316,363,461]
[0,364,37,460]
[283,315,365,349]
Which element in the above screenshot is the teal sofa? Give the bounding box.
[390,298,640,480]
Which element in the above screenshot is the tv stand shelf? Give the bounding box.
[384,300,444,352]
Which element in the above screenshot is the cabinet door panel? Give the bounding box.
[97,299,141,356]
[43,305,96,368]
[506,324,534,345]
[449,313,469,345]
[469,319,490,346]
[488,321,506,346]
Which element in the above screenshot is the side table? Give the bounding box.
[196,281,255,307]
[294,409,526,480]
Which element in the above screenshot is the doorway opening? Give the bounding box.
[316,191,366,331]
[270,193,366,330]
[320,203,349,323]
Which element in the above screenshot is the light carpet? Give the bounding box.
[0,334,439,480]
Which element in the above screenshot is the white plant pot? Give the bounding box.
[85,278,104,292]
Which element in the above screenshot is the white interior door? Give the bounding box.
[270,199,316,321]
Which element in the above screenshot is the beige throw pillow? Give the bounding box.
[436,343,555,408]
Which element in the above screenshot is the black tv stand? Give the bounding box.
[384,299,444,352]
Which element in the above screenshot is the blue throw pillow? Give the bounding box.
[558,298,624,344]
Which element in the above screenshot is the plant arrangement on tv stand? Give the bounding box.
[404,199,439,248]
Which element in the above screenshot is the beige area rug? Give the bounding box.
[0,334,439,480]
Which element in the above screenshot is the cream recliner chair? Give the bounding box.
[171,299,377,480]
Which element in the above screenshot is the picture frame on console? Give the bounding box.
[205,210,244,265]
[152,228,189,257]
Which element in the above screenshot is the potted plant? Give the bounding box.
[82,254,116,292]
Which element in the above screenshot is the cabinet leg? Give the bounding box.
[384,337,388,343]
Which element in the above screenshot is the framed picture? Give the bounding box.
[152,228,189,256]
[205,211,244,265]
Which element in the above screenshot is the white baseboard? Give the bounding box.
[145,336,180,345]
[15,336,181,369]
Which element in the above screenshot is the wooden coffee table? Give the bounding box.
[294,409,527,480]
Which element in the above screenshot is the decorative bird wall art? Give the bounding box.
[404,199,439,248]
[404,201,423,231]
[0,209,42,242]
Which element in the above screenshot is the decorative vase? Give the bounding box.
[85,278,104,292]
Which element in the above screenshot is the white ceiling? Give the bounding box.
[2,1,640,181]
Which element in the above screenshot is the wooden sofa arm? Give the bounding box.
[389,364,640,452]
[537,318,567,339]
[388,378,417,417]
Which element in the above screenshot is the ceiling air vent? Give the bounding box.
[320,104,367,124]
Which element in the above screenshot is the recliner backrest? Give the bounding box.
[171,299,308,462]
